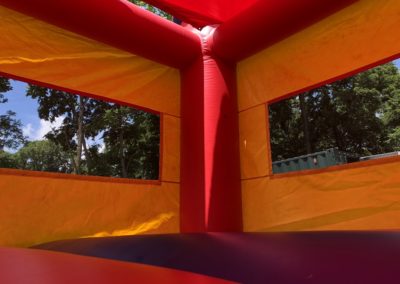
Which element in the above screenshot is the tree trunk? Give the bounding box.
[82,137,92,174]
[118,111,128,178]
[118,123,127,178]
[331,116,345,152]
[74,96,85,174]
[299,93,312,154]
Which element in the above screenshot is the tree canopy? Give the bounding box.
[16,140,70,172]
[0,77,25,151]
[0,78,160,179]
[269,62,400,161]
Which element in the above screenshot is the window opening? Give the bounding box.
[268,59,400,174]
[0,77,160,180]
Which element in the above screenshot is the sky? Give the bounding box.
[394,59,400,69]
[0,80,58,142]
[0,79,102,152]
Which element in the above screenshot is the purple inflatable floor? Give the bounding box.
[34,232,400,283]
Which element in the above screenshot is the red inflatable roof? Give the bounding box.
[144,0,259,28]
[0,0,356,67]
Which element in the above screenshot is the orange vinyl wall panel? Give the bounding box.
[0,115,180,247]
[237,0,400,232]
[0,6,181,247]
[239,104,271,180]
[0,171,179,247]
[0,6,180,116]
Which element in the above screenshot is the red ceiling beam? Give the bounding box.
[212,0,358,62]
[0,0,201,69]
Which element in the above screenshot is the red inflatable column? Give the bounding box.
[181,54,206,232]
[181,27,242,232]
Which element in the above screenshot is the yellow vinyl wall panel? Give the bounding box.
[237,0,400,232]
[161,115,180,183]
[0,172,179,247]
[0,118,180,247]
[238,0,400,111]
[242,160,400,232]
[239,105,270,179]
[0,5,180,116]
[0,6,181,247]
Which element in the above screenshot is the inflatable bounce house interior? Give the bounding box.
[1,0,400,283]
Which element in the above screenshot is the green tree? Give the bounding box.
[0,150,17,168]
[25,85,160,179]
[0,110,25,150]
[382,64,400,149]
[16,140,70,172]
[0,77,25,151]
[269,62,400,161]
[25,86,109,174]
[269,98,303,160]
[100,106,160,179]
[129,0,173,20]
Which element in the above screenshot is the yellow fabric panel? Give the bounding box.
[0,100,181,248]
[239,105,270,179]
[237,0,400,111]
[0,6,182,247]
[0,5,180,116]
[242,160,400,232]
[238,0,400,232]
[0,170,179,247]
[161,115,180,183]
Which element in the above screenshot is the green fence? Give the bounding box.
[272,148,348,174]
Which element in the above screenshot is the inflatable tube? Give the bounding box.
[0,0,201,69]
[212,0,357,61]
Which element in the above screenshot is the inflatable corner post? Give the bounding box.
[0,0,400,248]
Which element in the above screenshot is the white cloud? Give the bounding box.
[23,117,64,141]
[86,136,105,153]
[98,142,106,153]
[35,117,64,140]
[22,123,34,138]
[86,132,105,153]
